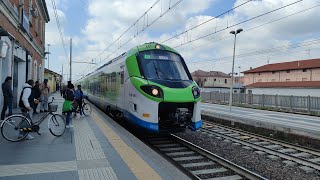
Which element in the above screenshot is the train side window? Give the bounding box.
[121,71,124,84]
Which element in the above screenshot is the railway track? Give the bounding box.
[146,134,266,180]
[201,120,320,173]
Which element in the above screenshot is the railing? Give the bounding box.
[201,92,320,114]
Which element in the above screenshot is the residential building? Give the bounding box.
[44,68,62,93]
[243,58,320,96]
[192,70,231,87]
[0,0,50,107]
[191,70,245,93]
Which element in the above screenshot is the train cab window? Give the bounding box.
[138,50,190,81]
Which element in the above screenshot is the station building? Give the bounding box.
[0,0,50,107]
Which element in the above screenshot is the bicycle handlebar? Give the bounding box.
[48,97,55,105]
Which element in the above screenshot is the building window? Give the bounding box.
[286,79,290,81]
[303,69,307,72]
[286,70,290,73]
[35,15,38,35]
[29,0,33,23]
[204,78,206,81]
[272,71,276,74]
[225,79,227,84]
[258,73,261,75]
[34,60,38,81]
[214,79,216,82]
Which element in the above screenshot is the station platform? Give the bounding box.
[0,93,189,180]
[201,103,320,140]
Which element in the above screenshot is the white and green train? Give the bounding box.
[78,42,202,133]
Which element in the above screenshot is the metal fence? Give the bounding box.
[201,92,320,113]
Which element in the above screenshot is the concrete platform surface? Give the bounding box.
[202,103,320,140]
[0,93,189,180]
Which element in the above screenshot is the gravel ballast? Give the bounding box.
[176,130,320,180]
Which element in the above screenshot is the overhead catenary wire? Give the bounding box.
[50,0,69,60]
[85,0,161,65]
[173,0,303,49]
[78,0,185,80]
[188,38,320,65]
[161,0,253,44]
[100,0,184,63]
[180,4,320,53]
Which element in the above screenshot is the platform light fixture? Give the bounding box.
[229,28,243,111]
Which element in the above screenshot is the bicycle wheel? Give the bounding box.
[83,103,92,116]
[48,114,66,136]
[1,115,31,142]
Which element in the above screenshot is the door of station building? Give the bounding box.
[12,60,18,108]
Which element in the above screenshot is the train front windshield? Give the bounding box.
[139,50,190,81]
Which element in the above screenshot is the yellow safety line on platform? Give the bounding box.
[91,111,162,180]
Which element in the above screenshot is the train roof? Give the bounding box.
[80,42,179,81]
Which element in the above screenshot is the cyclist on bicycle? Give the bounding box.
[18,79,39,140]
[74,85,84,117]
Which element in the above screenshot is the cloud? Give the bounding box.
[46,0,320,81]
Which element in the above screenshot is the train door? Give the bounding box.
[119,64,125,110]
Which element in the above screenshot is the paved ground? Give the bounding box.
[0,93,189,180]
[202,103,320,139]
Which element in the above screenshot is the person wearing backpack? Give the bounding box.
[63,83,75,128]
[18,79,39,140]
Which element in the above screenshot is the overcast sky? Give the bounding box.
[45,0,320,82]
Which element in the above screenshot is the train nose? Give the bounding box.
[158,102,194,129]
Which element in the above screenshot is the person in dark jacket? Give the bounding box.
[63,83,75,128]
[1,76,13,120]
[74,85,84,116]
[32,81,41,114]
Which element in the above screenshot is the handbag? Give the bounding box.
[62,100,73,112]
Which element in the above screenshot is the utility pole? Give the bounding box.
[238,66,241,93]
[61,64,63,83]
[69,38,72,82]
[47,44,50,69]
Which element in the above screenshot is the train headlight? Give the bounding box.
[141,85,163,98]
[152,88,159,96]
[192,86,201,99]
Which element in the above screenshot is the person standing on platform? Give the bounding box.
[32,81,41,114]
[18,80,39,140]
[40,79,50,112]
[63,83,75,128]
[74,85,84,116]
[1,77,13,120]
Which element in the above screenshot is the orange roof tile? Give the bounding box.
[246,81,320,88]
[243,58,320,73]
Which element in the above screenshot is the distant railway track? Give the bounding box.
[201,120,320,173]
[145,134,266,180]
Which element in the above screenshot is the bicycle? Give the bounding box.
[73,98,92,116]
[1,97,66,142]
